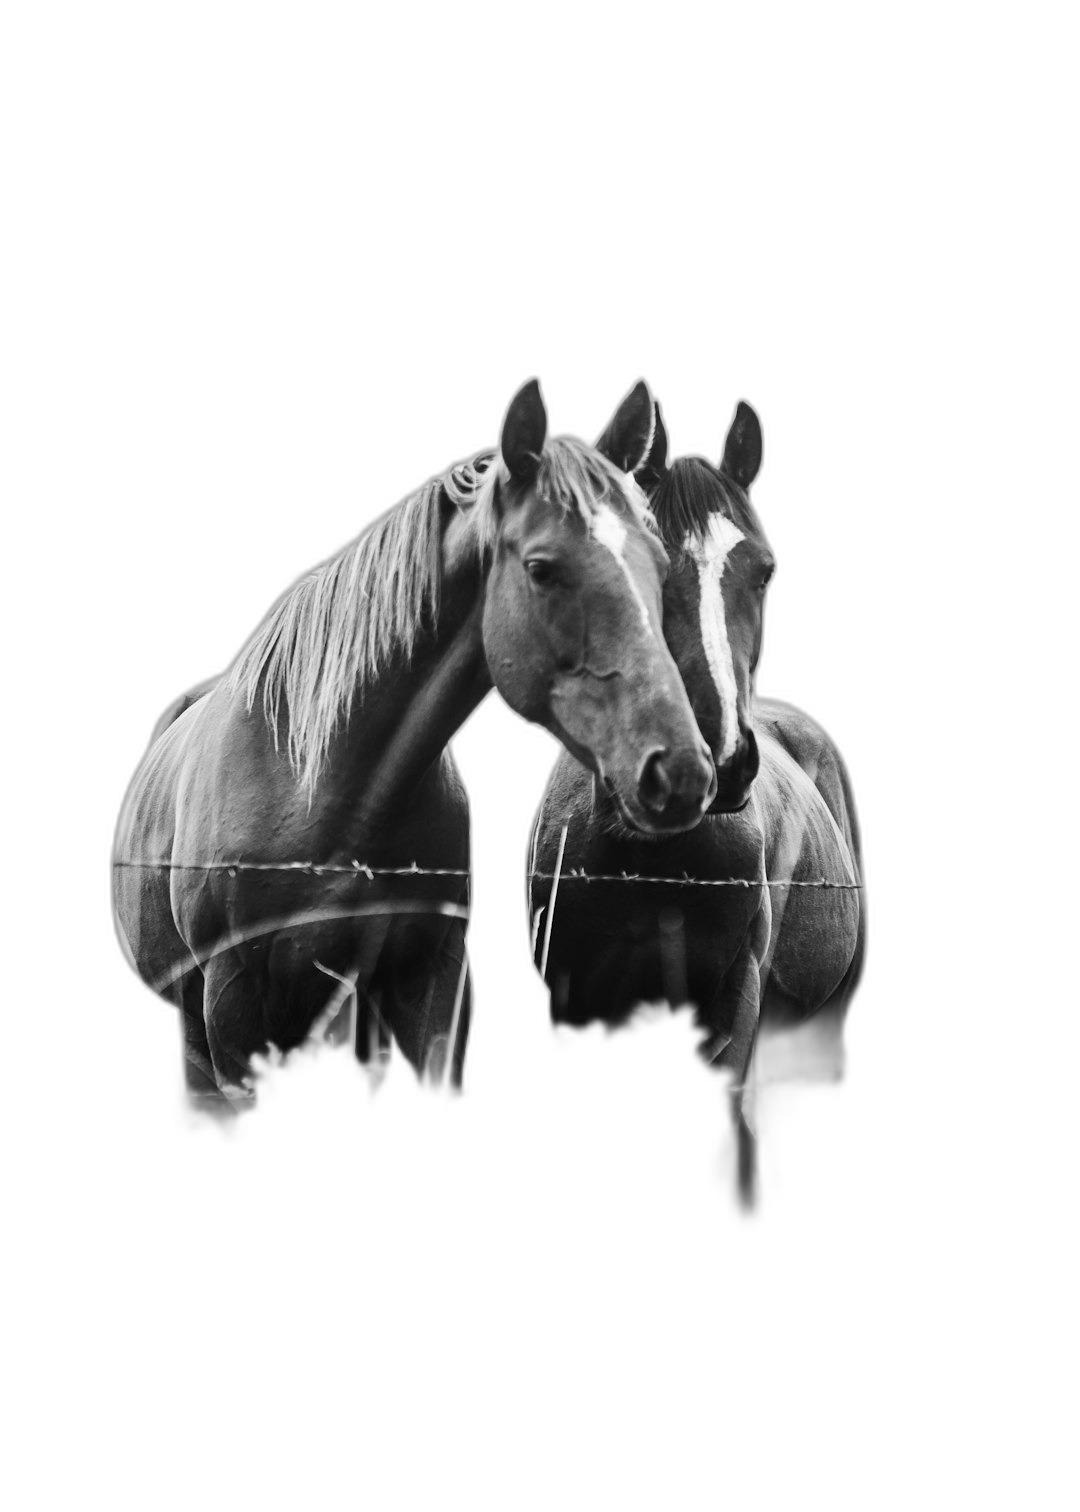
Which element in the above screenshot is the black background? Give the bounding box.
[75,207,943,1354]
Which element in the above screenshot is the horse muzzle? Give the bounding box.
[707,729,759,814]
[633,741,717,832]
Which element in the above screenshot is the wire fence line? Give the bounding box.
[113,858,472,879]
[114,858,862,890]
[115,840,859,1100]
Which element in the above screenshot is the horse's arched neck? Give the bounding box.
[316,504,493,845]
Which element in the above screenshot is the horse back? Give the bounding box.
[755,697,862,882]
[147,673,221,748]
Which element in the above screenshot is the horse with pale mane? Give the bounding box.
[113,380,717,1106]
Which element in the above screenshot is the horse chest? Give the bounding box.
[542,884,761,1027]
[536,820,765,1027]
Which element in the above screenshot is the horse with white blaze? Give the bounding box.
[529,399,865,1205]
[113,381,716,1106]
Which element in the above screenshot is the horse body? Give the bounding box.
[529,399,865,1201]
[115,568,484,1097]
[115,380,716,1105]
[532,695,865,1088]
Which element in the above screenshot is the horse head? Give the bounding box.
[480,380,716,835]
[636,400,774,813]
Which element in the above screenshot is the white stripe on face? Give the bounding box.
[686,513,745,762]
[591,502,654,637]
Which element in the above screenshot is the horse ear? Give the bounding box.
[721,401,763,489]
[596,380,655,474]
[634,401,669,492]
[500,378,548,483]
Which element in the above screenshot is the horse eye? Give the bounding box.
[525,558,558,588]
[758,565,775,591]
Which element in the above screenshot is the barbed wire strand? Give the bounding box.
[113,859,470,879]
[114,857,862,890]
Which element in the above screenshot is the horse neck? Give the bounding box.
[313,506,492,843]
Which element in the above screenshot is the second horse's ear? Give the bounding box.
[634,401,669,492]
[721,401,763,489]
[596,380,655,474]
[500,379,548,483]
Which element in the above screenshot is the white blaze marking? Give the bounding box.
[688,513,745,762]
[591,502,654,636]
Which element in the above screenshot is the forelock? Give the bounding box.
[538,436,657,534]
[649,456,750,548]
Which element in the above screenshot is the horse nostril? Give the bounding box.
[702,759,718,809]
[638,750,673,814]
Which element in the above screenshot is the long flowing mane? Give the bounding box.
[229,438,644,797]
[648,457,755,546]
